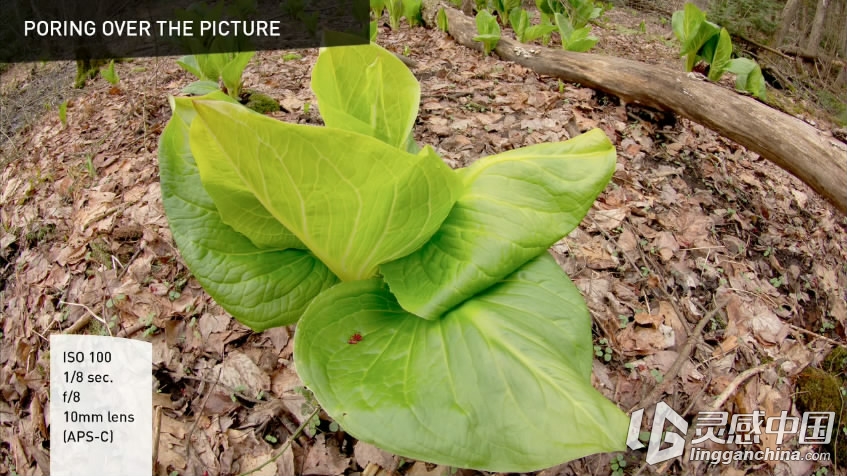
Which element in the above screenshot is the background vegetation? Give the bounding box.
[612,0,847,124]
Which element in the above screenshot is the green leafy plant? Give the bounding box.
[820,319,835,334]
[537,0,603,29]
[536,0,567,21]
[490,0,521,27]
[101,60,120,85]
[672,3,766,99]
[177,50,255,100]
[371,0,386,17]
[386,0,403,29]
[540,12,555,45]
[610,454,627,476]
[594,338,612,362]
[58,100,68,126]
[474,10,501,56]
[672,2,721,72]
[403,0,423,26]
[158,41,627,472]
[555,13,598,52]
[437,8,449,32]
[282,0,305,19]
[510,8,557,43]
[704,27,733,81]
[564,0,602,29]
[370,20,379,41]
[282,53,303,61]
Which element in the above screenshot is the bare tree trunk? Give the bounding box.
[420,2,847,213]
[806,0,830,56]
[774,0,801,47]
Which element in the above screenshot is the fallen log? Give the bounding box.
[420,3,847,213]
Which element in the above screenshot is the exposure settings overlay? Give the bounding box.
[50,335,152,475]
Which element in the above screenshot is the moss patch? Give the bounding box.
[795,351,847,465]
[243,91,280,114]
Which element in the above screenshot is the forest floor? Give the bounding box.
[1,5,846,476]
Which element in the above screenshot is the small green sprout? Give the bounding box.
[594,338,612,362]
[611,454,627,476]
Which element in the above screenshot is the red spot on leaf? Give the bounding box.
[347,332,363,345]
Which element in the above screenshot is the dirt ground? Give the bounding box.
[1,5,846,476]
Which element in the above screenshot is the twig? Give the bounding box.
[589,216,639,272]
[185,367,222,466]
[788,324,847,348]
[708,360,783,412]
[117,246,143,280]
[731,32,793,60]
[152,405,163,473]
[177,374,267,404]
[628,302,727,414]
[635,362,787,475]
[116,322,147,338]
[238,405,321,476]
[59,301,111,336]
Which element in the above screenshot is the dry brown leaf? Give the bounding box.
[237,453,277,476]
[271,366,307,419]
[676,210,715,248]
[658,301,688,348]
[405,462,451,476]
[592,207,627,232]
[618,319,674,355]
[275,444,296,476]
[758,383,791,467]
[653,232,679,263]
[577,236,619,270]
[213,351,270,399]
[262,326,290,353]
[777,341,814,376]
[156,414,187,472]
[303,433,351,475]
[354,441,395,471]
[723,294,789,359]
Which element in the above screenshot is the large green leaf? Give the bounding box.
[295,253,628,472]
[311,42,419,149]
[189,100,462,281]
[381,128,615,319]
[158,97,338,330]
[726,57,767,99]
[707,28,733,82]
[510,8,529,41]
[174,96,306,251]
[177,55,205,80]
[221,51,255,96]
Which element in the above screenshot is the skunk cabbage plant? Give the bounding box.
[158,41,628,472]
